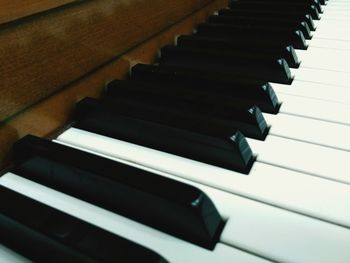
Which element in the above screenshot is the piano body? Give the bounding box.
[1,0,350,262]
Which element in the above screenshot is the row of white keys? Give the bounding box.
[272,46,350,126]
[3,165,350,263]
[261,92,350,152]
[313,14,350,40]
[275,93,350,125]
[290,67,350,88]
[246,135,350,184]
[0,173,270,263]
[263,113,350,151]
[250,26,350,180]
[258,6,350,151]
[55,128,350,228]
[236,19,350,183]
[309,38,350,50]
[295,48,350,73]
[272,80,350,104]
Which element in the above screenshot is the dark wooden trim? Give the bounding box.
[0,0,229,172]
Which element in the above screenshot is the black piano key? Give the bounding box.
[228,1,320,20]
[72,111,254,172]
[13,135,226,249]
[207,15,312,40]
[218,9,316,31]
[131,64,280,113]
[196,23,308,50]
[177,35,300,68]
[103,79,269,139]
[232,0,323,13]
[248,0,323,5]
[159,45,293,84]
[0,186,168,263]
[76,95,268,140]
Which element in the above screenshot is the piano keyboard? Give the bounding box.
[1,0,350,262]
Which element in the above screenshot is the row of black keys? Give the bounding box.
[78,0,327,172]
[158,0,326,84]
[2,0,328,261]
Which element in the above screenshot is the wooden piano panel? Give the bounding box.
[0,0,227,122]
[0,0,76,24]
[0,0,228,172]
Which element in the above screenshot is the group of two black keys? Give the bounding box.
[161,0,324,84]
[2,0,326,262]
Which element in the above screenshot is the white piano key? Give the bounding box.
[0,245,31,263]
[309,37,350,51]
[291,67,350,88]
[324,6,350,11]
[315,19,350,30]
[277,93,350,125]
[219,195,350,263]
[0,173,270,263]
[264,113,350,151]
[319,14,350,22]
[247,135,350,184]
[310,38,350,50]
[323,10,350,16]
[162,174,350,263]
[295,48,350,73]
[323,6,350,11]
[327,0,350,5]
[272,80,350,104]
[313,27,350,41]
[56,128,350,228]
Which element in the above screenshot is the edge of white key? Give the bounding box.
[247,135,350,184]
[56,128,350,228]
[271,80,350,105]
[264,113,350,151]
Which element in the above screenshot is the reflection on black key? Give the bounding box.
[218,9,316,31]
[196,23,308,50]
[177,35,300,68]
[76,95,268,140]
[131,64,280,113]
[207,15,312,40]
[160,45,293,84]
[0,186,168,263]
[228,1,320,20]
[13,135,226,249]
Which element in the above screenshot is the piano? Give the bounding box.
[1,0,350,262]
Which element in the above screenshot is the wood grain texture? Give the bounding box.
[0,0,76,24]
[0,0,215,122]
[0,0,228,172]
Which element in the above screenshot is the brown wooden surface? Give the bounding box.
[0,0,219,122]
[0,0,76,24]
[0,0,228,172]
